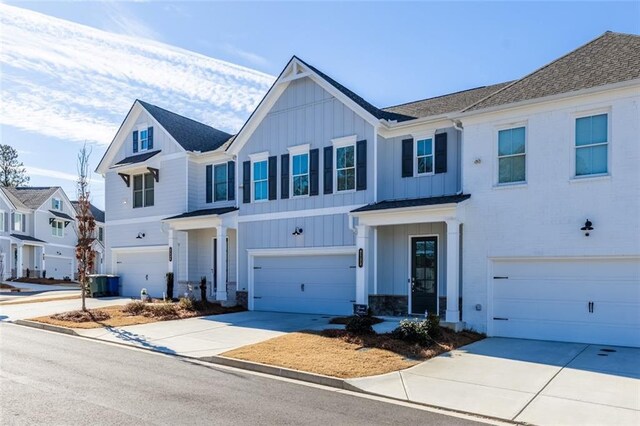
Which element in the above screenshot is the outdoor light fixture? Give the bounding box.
[580,219,594,237]
[292,227,303,236]
[136,232,146,239]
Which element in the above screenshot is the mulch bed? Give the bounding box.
[10,278,79,285]
[329,315,384,325]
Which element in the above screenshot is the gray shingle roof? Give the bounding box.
[164,207,238,221]
[49,210,75,221]
[2,187,59,210]
[137,100,234,153]
[71,201,105,223]
[114,150,161,166]
[382,82,512,118]
[464,32,640,112]
[11,234,47,243]
[351,194,471,213]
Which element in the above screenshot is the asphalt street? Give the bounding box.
[0,323,489,426]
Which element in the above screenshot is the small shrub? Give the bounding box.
[345,316,376,334]
[392,318,432,346]
[52,309,110,323]
[122,301,146,316]
[178,297,195,312]
[330,315,383,325]
[427,314,441,338]
[144,302,178,318]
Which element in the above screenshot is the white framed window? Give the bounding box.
[249,152,269,202]
[0,211,4,231]
[98,226,104,242]
[575,113,608,177]
[51,219,64,237]
[139,127,149,151]
[415,137,434,175]
[497,126,526,184]
[292,153,309,197]
[133,173,155,208]
[13,212,23,232]
[51,198,62,210]
[214,163,228,202]
[332,135,357,193]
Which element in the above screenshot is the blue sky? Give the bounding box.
[2,1,638,209]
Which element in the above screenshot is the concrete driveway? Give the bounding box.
[347,338,640,425]
[77,311,350,357]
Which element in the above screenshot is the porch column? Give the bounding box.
[167,228,174,274]
[445,219,461,323]
[216,225,228,301]
[355,225,369,305]
[16,244,24,278]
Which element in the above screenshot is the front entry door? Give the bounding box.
[410,236,438,315]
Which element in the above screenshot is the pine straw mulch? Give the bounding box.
[31,301,246,329]
[222,327,484,379]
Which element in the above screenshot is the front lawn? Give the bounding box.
[30,300,245,329]
[222,326,484,378]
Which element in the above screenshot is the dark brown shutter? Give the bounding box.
[227,161,235,201]
[147,127,154,149]
[281,154,290,199]
[401,138,413,177]
[133,131,139,153]
[323,146,333,194]
[268,156,277,200]
[309,148,319,196]
[206,165,212,203]
[356,139,367,191]
[434,132,448,174]
[242,161,251,203]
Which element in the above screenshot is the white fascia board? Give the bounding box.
[378,117,454,139]
[351,204,460,227]
[111,244,168,253]
[188,150,233,164]
[453,79,640,123]
[164,216,222,231]
[247,246,357,257]
[238,204,364,223]
[0,188,16,210]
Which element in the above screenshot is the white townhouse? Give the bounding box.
[0,186,78,280]
[99,31,639,347]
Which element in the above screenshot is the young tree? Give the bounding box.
[75,143,96,311]
[0,144,30,187]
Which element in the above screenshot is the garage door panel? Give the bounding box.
[255,254,355,269]
[255,282,355,300]
[117,251,166,298]
[492,259,640,347]
[255,267,354,285]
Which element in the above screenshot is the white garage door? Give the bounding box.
[491,258,640,347]
[253,254,356,315]
[116,250,167,298]
[45,256,73,279]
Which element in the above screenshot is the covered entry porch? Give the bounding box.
[350,195,469,328]
[9,235,48,278]
[163,207,238,303]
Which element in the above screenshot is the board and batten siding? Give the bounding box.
[119,111,183,159]
[237,214,354,291]
[186,228,237,284]
[376,222,447,296]
[237,77,375,216]
[377,128,462,201]
[188,160,237,212]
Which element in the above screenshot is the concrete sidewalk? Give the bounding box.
[346,338,640,425]
[0,296,131,321]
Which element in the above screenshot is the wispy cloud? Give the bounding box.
[221,43,271,68]
[0,4,275,146]
[26,166,103,186]
[100,1,162,41]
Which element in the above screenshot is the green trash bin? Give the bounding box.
[88,275,107,297]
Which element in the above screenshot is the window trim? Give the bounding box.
[0,210,4,232]
[213,162,229,202]
[138,125,150,152]
[332,135,357,193]
[98,226,104,242]
[13,212,23,232]
[51,219,64,238]
[249,152,270,203]
[495,125,527,186]
[132,172,155,208]
[571,110,611,179]
[413,135,435,177]
[288,145,310,198]
[51,197,62,210]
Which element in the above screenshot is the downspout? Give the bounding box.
[452,119,464,195]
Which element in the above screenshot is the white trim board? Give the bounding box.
[111,245,169,253]
[238,204,364,223]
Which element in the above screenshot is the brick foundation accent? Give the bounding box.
[368,295,408,316]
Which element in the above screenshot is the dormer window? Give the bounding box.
[140,128,149,151]
[133,126,153,153]
[52,198,62,210]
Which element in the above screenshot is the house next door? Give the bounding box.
[411,236,438,315]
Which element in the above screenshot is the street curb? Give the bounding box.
[14,319,79,336]
[198,355,347,389]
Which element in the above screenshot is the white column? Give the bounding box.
[16,245,24,278]
[216,225,228,301]
[445,219,461,323]
[167,228,174,274]
[355,225,369,305]
[41,246,46,276]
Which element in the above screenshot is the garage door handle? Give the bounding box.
[493,317,509,321]
[253,267,262,270]
[253,296,262,299]
[493,276,508,279]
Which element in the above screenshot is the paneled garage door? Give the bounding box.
[253,254,356,315]
[491,258,640,347]
[116,250,167,298]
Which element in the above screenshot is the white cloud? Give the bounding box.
[221,43,271,68]
[26,166,103,186]
[0,4,275,145]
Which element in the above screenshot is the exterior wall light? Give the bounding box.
[136,232,146,239]
[292,227,303,236]
[580,219,594,237]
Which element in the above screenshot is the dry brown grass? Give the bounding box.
[0,295,81,306]
[11,278,79,285]
[222,328,484,379]
[30,301,245,329]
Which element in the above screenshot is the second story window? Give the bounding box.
[51,219,64,237]
[139,128,149,151]
[133,173,155,208]
[416,138,434,175]
[292,153,309,196]
[0,212,4,232]
[98,226,104,242]
[336,145,355,192]
[214,164,228,201]
[51,198,62,210]
[253,160,268,201]
[13,212,24,232]
[498,126,526,184]
[575,113,608,177]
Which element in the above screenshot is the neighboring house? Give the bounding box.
[0,186,78,280]
[99,31,639,347]
[71,201,106,275]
